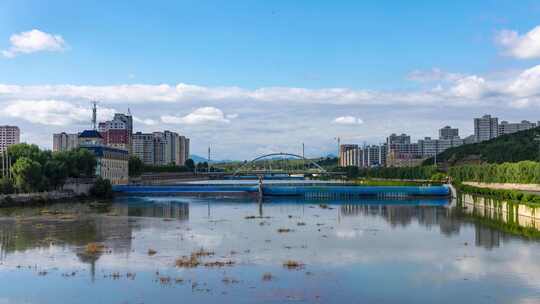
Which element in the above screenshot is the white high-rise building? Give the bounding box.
[498,120,536,135]
[133,132,155,165]
[474,114,499,142]
[53,132,79,152]
[0,126,20,153]
[132,131,190,166]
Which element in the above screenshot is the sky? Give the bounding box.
[1,0,540,160]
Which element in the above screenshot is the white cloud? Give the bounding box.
[161,107,233,125]
[133,116,158,126]
[1,100,114,126]
[449,75,490,99]
[333,116,363,125]
[495,25,540,59]
[507,65,540,97]
[2,29,67,58]
[407,68,464,82]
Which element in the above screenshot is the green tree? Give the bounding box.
[8,143,49,165]
[90,177,113,199]
[74,149,97,177]
[128,156,145,177]
[43,160,68,190]
[196,161,209,172]
[0,177,14,194]
[185,159,195,172]
[11,157,43,192]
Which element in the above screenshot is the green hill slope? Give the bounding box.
[424,127,540,166]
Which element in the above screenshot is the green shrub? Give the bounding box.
[90,177,113,199]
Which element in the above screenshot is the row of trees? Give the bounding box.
[349,160,540,185]
[128,157,221,177]
[352,165,440,180]
[449,161,540,184]
[0,144,96,194]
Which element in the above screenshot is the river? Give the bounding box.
[0,194,539,303]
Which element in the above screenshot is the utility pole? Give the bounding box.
[92,100,98,130]
[302,142,305,170]
[207,146,211,173]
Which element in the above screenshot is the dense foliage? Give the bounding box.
[141,159,200,173]
[449,161,540,184]
[90,177,113,199]
[354,166,440,180]
[0,144,97,194]
[143,163,192,173]
[424,127,540,166]
[128,156,145,177]
[316,157,339,168]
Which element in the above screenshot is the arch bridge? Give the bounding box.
[233,152,327,176]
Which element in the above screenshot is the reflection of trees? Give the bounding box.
[0,211,133,260]
[341,204,451,229]
[112,201,189,220]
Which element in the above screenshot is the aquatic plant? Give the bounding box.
[283,260,304,270]
[262,272,274,281]
[85,243,105,255]
[175,255,200,268]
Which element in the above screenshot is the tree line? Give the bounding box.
[424,127,540,166]
[350,160,540,185]
[128,157,223,177]
[448,161,540,184]
[350,165,440,180]
[0,144,96,194]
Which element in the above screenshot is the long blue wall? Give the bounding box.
[113,184,450,197]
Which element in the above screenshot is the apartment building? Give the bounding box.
[53,132,79,152]
[0,126,20,153]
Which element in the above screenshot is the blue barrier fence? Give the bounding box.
[113,184,450,197]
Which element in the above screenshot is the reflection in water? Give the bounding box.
[112,200,189,220]
[340,203,463,237]
[0,195,539,303]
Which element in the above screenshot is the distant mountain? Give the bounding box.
[424,127,540,166]
[189,154,232,164]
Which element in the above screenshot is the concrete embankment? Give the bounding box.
[0,178,96,207]
[460,193,540,230]
[0,191,81,207]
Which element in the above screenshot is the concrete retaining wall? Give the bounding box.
[461,193,540,230]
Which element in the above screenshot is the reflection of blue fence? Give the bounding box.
[264,185,449,197]
[114,184,450,197]
[225,175,305,180]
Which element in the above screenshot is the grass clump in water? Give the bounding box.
[262,272,274,281]
[175,255,200,268]
[148,249,157,256]
[85,243,105,255]
[277,228,293,233]
[283,260,304,270]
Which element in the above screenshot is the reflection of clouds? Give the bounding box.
[335,229,363,239]
[1,199,540,303]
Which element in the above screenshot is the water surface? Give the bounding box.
[0,195,539,303]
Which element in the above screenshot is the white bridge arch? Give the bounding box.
[234,152,327,175]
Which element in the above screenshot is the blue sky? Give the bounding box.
[1,0,540,159]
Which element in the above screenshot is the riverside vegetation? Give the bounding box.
[0,143,112,200]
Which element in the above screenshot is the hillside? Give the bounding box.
[424,127,540,166]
